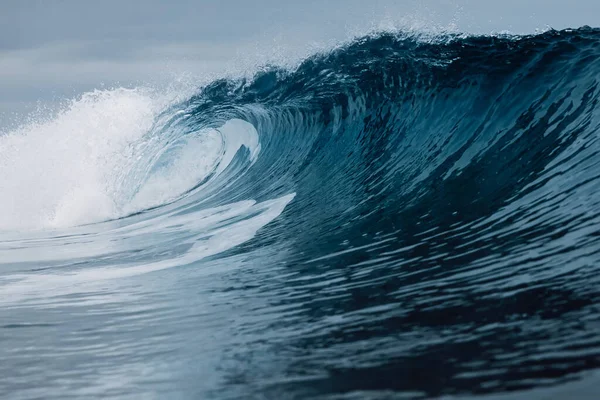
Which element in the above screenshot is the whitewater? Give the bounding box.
[2,28,600,399]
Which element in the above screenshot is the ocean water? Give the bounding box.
[1,28,600,399]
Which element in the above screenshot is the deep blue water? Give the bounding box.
[1,27,600,399]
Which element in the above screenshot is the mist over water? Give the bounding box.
[2,23,600,400]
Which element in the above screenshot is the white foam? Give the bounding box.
[0,85,263,231]
[0,88,161,230]
[0,193,296,306]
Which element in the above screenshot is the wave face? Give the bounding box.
[2,27,600,399]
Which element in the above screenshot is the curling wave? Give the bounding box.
[2,27,600,399]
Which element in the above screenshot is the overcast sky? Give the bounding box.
[1,0,599,121]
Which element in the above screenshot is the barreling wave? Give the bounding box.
[2,27,600,399]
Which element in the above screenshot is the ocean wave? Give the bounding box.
[1,27,600,399]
